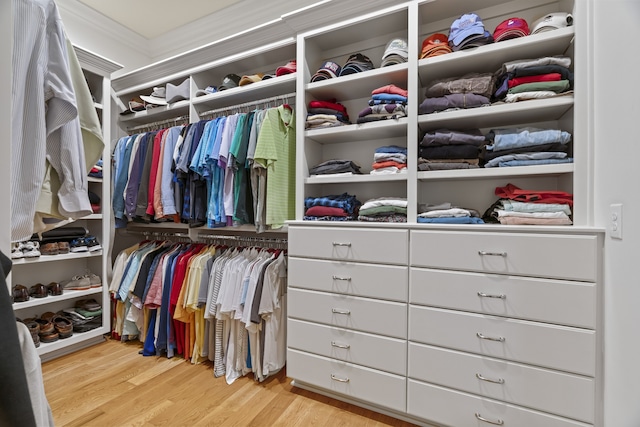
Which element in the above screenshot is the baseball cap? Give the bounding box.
[119,97,145,115]
[311,61,342,82]
[420,33,452,59]
[449,13,486,47]
[381,38,408,67]
[493,17,530,42]
[339,53,374,76]
[531,12,573,34]
[276,60,297,77]
[219,74,241,91]
[195,86,217,97]
[239,74,264,86]
[140,86,167,105]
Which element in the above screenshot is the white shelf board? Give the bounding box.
[119,100,190,124]
[305,63,408,101]
[417,163,574,181]
[12,250,103,265]
[418,27,575,85]
[305,118,408,144]
[192,73,296,113]
[306,173,408,184]
[37,327,107,357]
[12,287,103,310]
[94,102,103,110]
[418,96,574,131]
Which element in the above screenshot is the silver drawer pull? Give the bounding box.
[477,291,506,299]
[332,275,352,281]
[330,374,350,383]
[478,251,507,257]
[476,373,505,384]
[332,308,351,315]
[477,332,505,342]
[332,241,352,247]
[475,413,504,425]
[331,341,350,349]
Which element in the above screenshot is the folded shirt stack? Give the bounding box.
[304,193,361,221]
[89,158,103,179]
[417,202,484,224]
[494,55,574,102]
[309,159,362,177]
[371,145,407,175]
[306,99,351,129]
[358,197,407,223]
[418,128,485,170]
[358,84,408,124]
[482,183,573,225]
[419,73,495,114]
[480,126,573,168]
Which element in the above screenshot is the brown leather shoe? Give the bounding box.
[47,282,63,296]
[40,242,59,255]
[12,285,29,303]
[29,283,48,298]
[52,315,73,339]
[34,318,54,335]
[39,330,59,343]
[57,241,70,254]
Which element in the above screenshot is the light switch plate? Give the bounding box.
[610,204,623,240]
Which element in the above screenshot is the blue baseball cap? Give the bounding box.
[449,13,486,47]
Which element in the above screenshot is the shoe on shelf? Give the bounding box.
[12,285,30,303]
[69,237,88,253]
[52,315,74,339]
[57,241,70,254]
[47,282,64,296]
[60,275,91,291]
[29,283,48,299]
[84,273,102,288]
[22,241,40,258]
[11,242,24,259]
[40,242,59,256]
[85,236,102,252]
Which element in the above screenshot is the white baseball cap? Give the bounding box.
[531,12,573,34]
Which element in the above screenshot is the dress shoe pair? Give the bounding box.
[40,241,70,255]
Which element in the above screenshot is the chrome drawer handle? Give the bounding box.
[332,275,351,281]
[478,251,507,257]
[477,332,505,342]
[330,374,350,383]
[477,291,506,299]
[332,241,352,247]
[332,308,351,315]
[331,341,350,349]
[476,373,505,384]
[475,413,504,425]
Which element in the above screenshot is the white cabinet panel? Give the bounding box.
[287,349,407,413]
[289,319,407,375]
[410,267,596,328]
[409,343,595,423]
[409,306,595,376]
[408,380,591,427]
[410,230,598,282]
[289,257,408,301]
[289,288,407,339]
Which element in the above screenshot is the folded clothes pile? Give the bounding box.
[358,197,407,223]
[306,99,351,129]
[309,159,362,177]
[303,193,361,221]
[357,84,408,124]
[419,73,494,114]
[418,128,484,170]
[417,202,484,224]
[371,145,407,175]
[63,298,103,333]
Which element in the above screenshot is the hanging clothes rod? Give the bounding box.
[122,229,192,241]
[199,91,296,119]
[126,114,189,134]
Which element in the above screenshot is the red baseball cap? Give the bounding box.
[420,33,452,59]
[493,17,530,42]
[276,60,297,77]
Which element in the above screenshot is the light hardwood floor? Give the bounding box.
[42,337,419,427]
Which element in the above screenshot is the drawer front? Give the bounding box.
[289,226,408,265]
[410,268,596,328]
[408,380,592,427]
[409,343,595,423]
[410,230,598,282]
[289,288,407,339]
[409,306,595,376]
[288,319,407,375]
[289,257,408,301]
[287,349,406,413]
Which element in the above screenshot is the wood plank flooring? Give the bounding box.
[42,337,419,427]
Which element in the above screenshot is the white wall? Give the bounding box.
[593,0,640,425]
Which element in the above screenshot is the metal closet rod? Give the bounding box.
[124,229,191,241]
[199,91,296,119]
[126,115,189,134]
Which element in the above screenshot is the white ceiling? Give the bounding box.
[77,0,243,39]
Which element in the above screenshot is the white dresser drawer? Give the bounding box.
[287,349,407,413]
[289,226,408,265]
[410,230,598,282]
[409,306,595,376]
[408,380,591,427]
[289,257,408,301]
[289,319,407,375]
[289,288,407,339]
[410,268,596,328]
[409,343,595,423]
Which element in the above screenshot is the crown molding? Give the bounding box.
[281,0,394,33]
[73,45,123,76]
